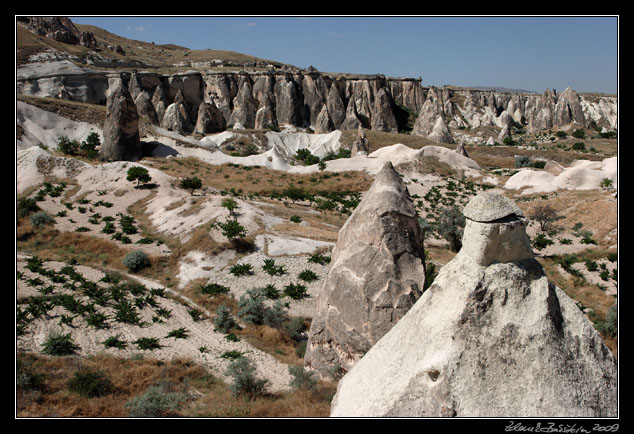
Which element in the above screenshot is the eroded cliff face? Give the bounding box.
[16,65,616,137]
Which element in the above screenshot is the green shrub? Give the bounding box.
[532,233,554,250]
[133,337,163,351]
[229,263,253,276]
[166,327,189,340]
[122,250,150,272]
[125,384,187,417]
[595,304,617,337]
[288,365,317,391]
[307,253,331,265]
[220,350,244,360]
[263,300,289,329]
[41,332,80,355]
[572,128,585,139]
[555,131,567,139]
[290,215,302,223]
[102,334,127,350]
[17,197,40,218]
[572,142,586,151]
[283,283,308,300]
[179,176,203,195]
[217,219,247,242]
[237,288,267,325]
[213,305,238,333]
[298,269,319,283]
[57,136,80,155]
[29,211,55,229]
[515,155,532,168]
[262,259,286,276]
[200,282,230,296]
[126,166,152,187]
[67,370,114,398]
[261,284,281,300]
[225,356,270,400]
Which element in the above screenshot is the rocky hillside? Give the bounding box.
[17,17,617,144]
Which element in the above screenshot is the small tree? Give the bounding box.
[127,166,152,188]
[81,132,101,158]
[57,136,80,155]
[288,365,317,391]
[225,356,270,400]
[529,204,561,232]
[217,219,247,242]
[179,176,202,195]
[221,197,239,217]
[436,206,466,252]
[123,250,151,272]
[213,305,238,333]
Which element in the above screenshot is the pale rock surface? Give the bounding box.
[99,78,141,161]
[330,192,617,418]
[304,162,426,378]
[350,125,369,156]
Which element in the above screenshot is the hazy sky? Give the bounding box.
[70,15,619,94]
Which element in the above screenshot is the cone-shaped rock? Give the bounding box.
[100,79,141,161]
[304,162,426,378]
[330,192,617,417]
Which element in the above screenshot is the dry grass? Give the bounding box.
[143,157,374,197]
[17,95,106,126]
[17,351,335,418]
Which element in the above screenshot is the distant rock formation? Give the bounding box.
[411,87,455,144]
[194,99,226,134]
[304,162,426,378]
[330,192,617,418]
[99,78,141,161]
[350,125,369,156]
[160,89,191,134]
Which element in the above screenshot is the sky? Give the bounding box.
[69,15,619,94]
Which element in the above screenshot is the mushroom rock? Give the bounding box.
[330,192,617,417]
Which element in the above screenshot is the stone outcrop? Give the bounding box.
[412,87,455,144]
[304,162,426,378]
[194,99,226,134]
[350,125,369,156]
[160,89,191,134]
[330,192,617,418]
[99,78,141,161]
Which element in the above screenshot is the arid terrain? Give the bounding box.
[16,17,617,418]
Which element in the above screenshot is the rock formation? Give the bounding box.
[304,162,426,378]
[160,89,191,134]
[330,192,617,418]
[350,125,369,156]
[194,99,226,134]
[99,78,141,161]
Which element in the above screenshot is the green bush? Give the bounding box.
[261,284,281,300]
[217,219,247,242]
[290,215,302,223]
[237,288,267,325]
[298,269,319,283]
[288,365,317,391]
[102,334,127,350]
[133,337,163,351]
[555,131,567,139]
[29,211,55,229]
[532,233,554,250]
[572,142,586,151]
[263,300,289,329]
[213,305,238,333]
[126,166,152,187]
[67,370,114,398]
[179,176,202,195]
[225,356,270,400]
[283,283,308,300]
[41,332,80,355]
[307,253,331,265]
[515,155,532,168]
[262,259,286,276]
[229,263,253,276]
[595,304,617,337]
[125,384,187,417]
[572,128,585,139]
[200,282,230,296]
[122,250,151,272]
[17,197,40,218]
[166,327,189,340]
